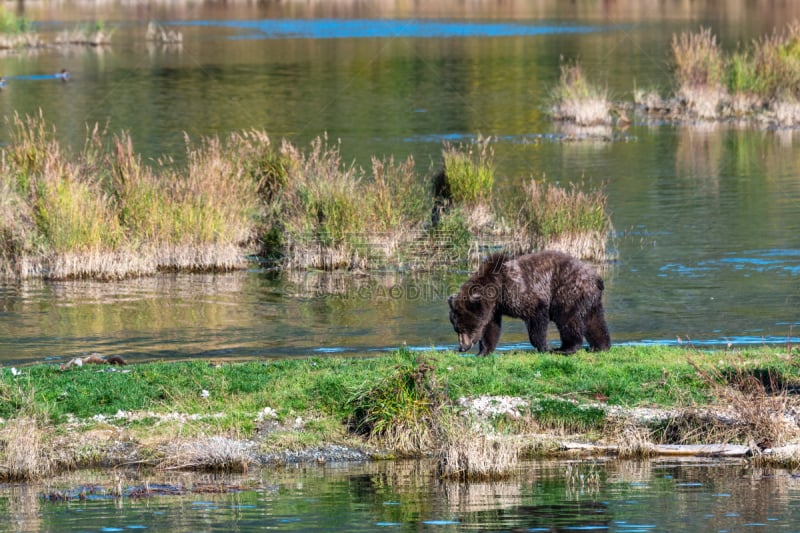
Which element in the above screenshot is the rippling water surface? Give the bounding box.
[4,459,800,532]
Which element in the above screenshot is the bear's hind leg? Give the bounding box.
[554,318,584,354]
[478,313,502,356]
[584,306,611,351]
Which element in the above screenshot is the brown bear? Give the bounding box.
[448,250,610,355]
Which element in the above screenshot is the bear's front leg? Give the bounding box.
[477,313,502,356]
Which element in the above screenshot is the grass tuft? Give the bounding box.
[549,60,610,125]
[346,349,447,456]
[436,416,520,481]
[0,417,51,481]
[440,140,495,206]
[513,179,612,262]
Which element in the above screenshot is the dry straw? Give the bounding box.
[158,436,254,472]
[0,417,51,481]
[436,416,521,481]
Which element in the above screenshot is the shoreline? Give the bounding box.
[2,345,799,482]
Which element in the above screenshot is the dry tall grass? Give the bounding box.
[671,27,726,118]
[158,436,254,472]
[436,416,520,481]
[0,417,51,481]
[605,418,655,459]
[1,116,611,277]
[1,115,264,279]
[513,179,612,263]
[658,359,800,448]
[550,62,611,126]
[276,136,432,270]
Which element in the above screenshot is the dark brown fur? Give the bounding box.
[448,251,610,355]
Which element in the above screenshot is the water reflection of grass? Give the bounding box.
[1,344,799,480]
[0,115,611,280]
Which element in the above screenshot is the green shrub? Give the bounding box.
[347,349,447,456]
[441,141,494,205]
[0,7,30,34]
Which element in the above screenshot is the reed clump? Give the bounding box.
[634,22,800,124]
[436,414,520,481]
[671,27,726,118]
[0,113,264,279]
[512,179,612,264]
[549,61,611,126]
[0,417,51,481]
[271,136,431,270]
[0,116,611,279]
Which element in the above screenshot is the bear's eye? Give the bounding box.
[449,312,459,331]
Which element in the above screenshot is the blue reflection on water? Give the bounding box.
[661,249,800,277]
[171,19,607,40]
[318,334,800,356]
[5,74,68,81]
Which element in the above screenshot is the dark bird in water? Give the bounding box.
[0,77,6,90]
[56,69,70,81]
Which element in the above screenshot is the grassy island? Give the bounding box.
[0,115,611,280]
[551,22,800,128]
[1,345,799,482]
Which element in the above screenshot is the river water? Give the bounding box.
[1,1,799,364]
[3,459,800,532]
[2,1,800,530]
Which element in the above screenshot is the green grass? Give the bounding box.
[0,7,30,34]
[2,344,799,476]
[2,345,796,430]
[440,140,495,206]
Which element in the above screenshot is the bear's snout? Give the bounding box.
[458,333,474,352]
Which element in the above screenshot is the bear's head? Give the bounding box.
[448,285,493,352]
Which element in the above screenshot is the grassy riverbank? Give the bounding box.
[1,344,798,480]
[0,115,611,280]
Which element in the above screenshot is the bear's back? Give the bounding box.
[506,251,601,298]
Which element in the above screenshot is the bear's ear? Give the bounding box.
[467,287,482,303]
[448,294,456,308]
